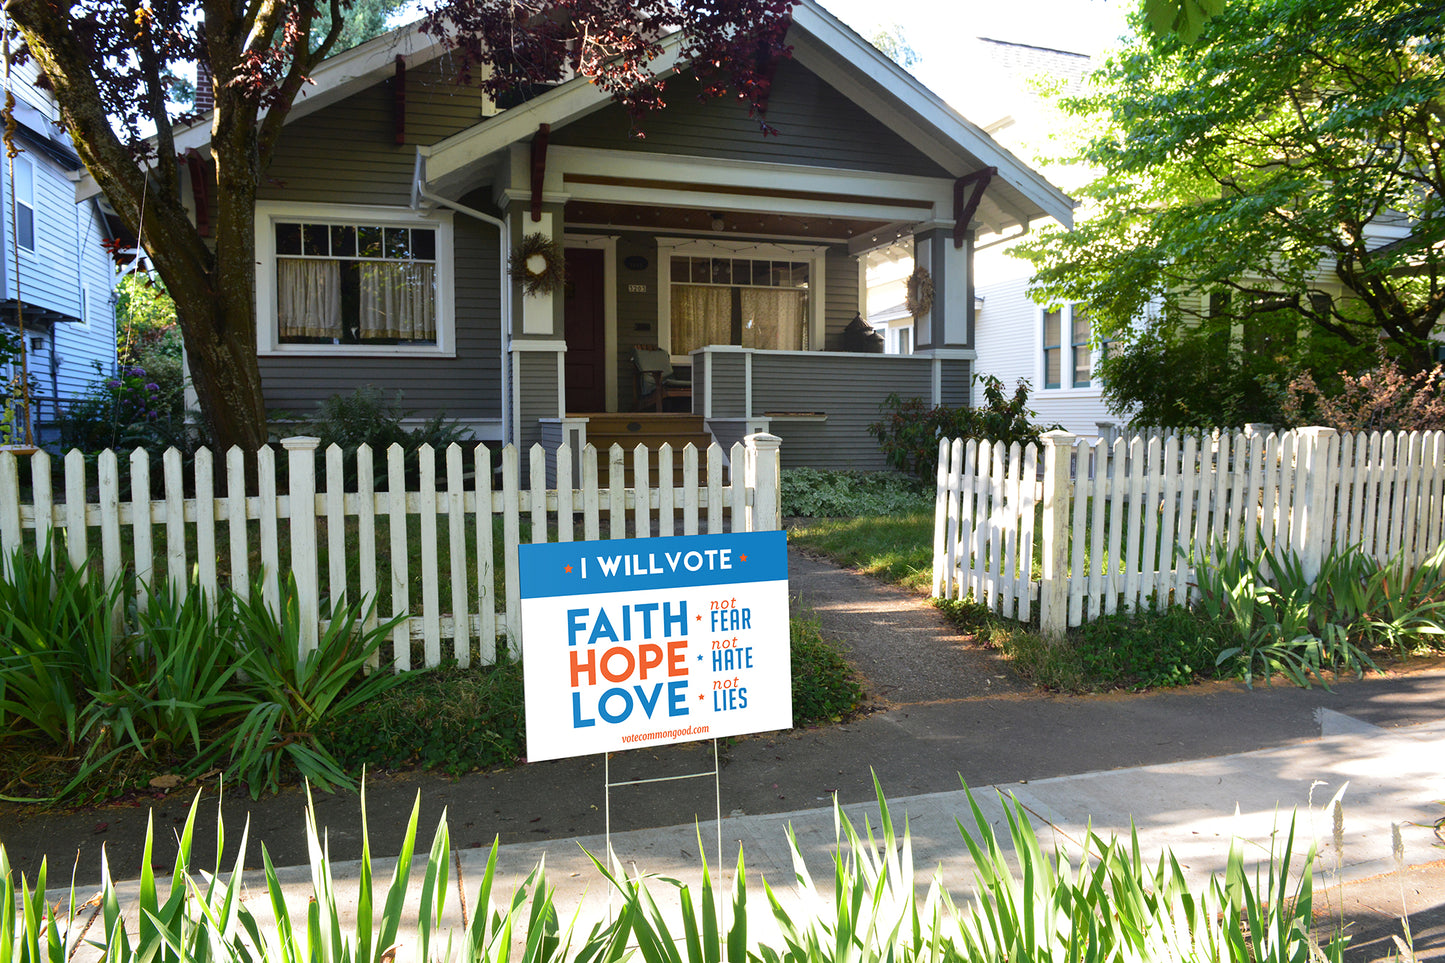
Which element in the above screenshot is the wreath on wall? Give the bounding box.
[905,265,935,318]
[509,232,565,297]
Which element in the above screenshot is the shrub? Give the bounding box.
[780,467,929,517]
[868,375,1060,484]
[1194,539,1445,687]
[296,386,475,490]
[1282,348,1445,432]
[57,361,193,455]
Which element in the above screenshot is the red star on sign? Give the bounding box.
[698,694,705,700]
[564,565,572,573]
[740,554,748,562]
[695,613,702,620]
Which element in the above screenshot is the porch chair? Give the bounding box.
[631,345,692,412]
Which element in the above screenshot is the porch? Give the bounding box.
[545,344,974,483]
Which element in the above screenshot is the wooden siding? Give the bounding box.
[941,361,972,408]
[2,123,117,420]
[710,352,747,413]
[973,273,1114,435]
[258,211,502,421]
[517,352,559,449]
[822,248,858,350]
[750,353,933,470]
[50,201,119,406]
[550,59,950,178]
[6,141,85,317]
[259,58,489,205]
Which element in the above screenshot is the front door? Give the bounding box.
[564,248,606,412]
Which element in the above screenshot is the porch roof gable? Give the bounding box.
[416,0,1074,234]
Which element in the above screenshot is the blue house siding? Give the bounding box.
[0,67,117,437]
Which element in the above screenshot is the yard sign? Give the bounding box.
[519,530,791,762]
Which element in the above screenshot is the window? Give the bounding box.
[1071,307,1092,386]
[255,203,454,356]
[13,155,34,252]
[1043,308,1062,388]
[1043,304,1095,389]
[657,239,826,360]
[670,255,808,354]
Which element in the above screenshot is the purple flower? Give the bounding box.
[145,383,159,391]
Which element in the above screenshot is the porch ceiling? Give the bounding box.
[564,200,898,242]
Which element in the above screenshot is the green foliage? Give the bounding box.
[115,274,178,365]
[779,468,929,518]
[0,778,1345,963]
[294,386,475,490]
[0,541,414,802]
[1192,539,1445,688]
[1282,350,1445,432]
[325,659,526,776]
[57,361,193,455]
[869,376,1059,484]
[789,616,864,724]
[96,586,254,760]
[228,577,409,796]
[1072,606,1232,689]
[1023,0,1445,418]
[0,541,124,754]
[788,512,935,592]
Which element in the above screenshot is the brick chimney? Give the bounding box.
[194,27,214,115]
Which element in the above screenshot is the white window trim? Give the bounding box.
[655,236,827,363]
[13,154,35,254]
[254,201,456,358]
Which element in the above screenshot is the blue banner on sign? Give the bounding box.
[519,530,787,599]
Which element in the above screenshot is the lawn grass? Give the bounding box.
[787,511,936,592]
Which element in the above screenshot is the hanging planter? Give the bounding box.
[905,266,935,319]
[509,233,565,297]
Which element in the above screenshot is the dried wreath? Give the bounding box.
[509,232,565,297]
[905,265,934,318]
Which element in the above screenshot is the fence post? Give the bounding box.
[1294,426,1338,583]
[283,436,321,658]
[1040,430,1075,641]
[745,432,782,532]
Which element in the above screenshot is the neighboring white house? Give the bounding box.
[959,38,1118,437]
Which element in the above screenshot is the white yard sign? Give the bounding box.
[519,531,791,762]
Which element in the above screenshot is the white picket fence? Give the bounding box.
[931,427,1445,637]
[0,434,782,669]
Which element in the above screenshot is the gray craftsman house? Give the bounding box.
[84,0,1073,470]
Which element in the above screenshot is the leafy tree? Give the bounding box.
[5,0,792,453]
[1020,0,1445,427]
[867,24,919,70]
[116,274,177,365]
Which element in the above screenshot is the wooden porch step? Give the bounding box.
[569,413,723,486]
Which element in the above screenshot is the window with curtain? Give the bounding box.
[669,255,809,354]
[275,221,438,345]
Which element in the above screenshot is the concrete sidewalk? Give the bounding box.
[90,702,1445,962]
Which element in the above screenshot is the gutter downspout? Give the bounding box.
[411,151,513,445]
